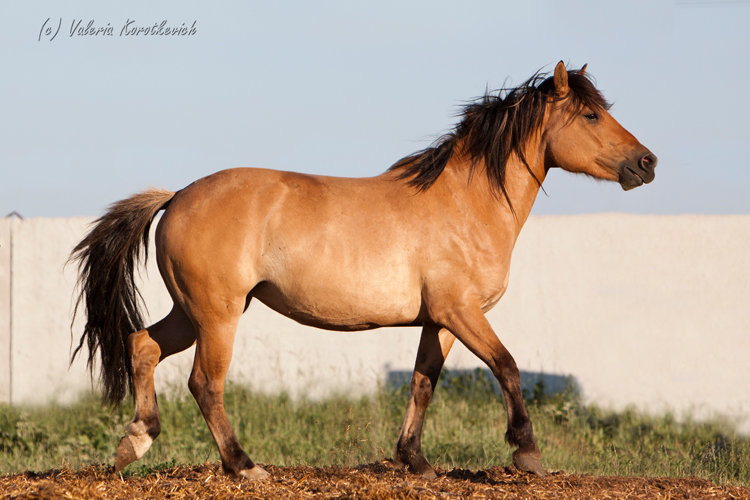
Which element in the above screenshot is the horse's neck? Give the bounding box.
[440,149,547,239]
[503,154,548,231]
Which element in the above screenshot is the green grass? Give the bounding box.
[0,372,747,486]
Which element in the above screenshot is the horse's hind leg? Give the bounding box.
[396,324,456,478]
[187,307,268,480]
[114,306,196,471]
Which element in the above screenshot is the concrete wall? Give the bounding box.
[1,215,748,432]
[0,218,11,403]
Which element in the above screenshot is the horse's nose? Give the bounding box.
[640,153,657,171]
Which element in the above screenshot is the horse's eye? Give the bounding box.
[584,112,599,121]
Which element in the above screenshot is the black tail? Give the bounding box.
[70,188,175,405]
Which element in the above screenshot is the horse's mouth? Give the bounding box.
[620,167,644,191]
[619,165,655,191]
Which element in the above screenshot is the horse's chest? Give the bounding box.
[477,269,510,312]
[456,225,515,311]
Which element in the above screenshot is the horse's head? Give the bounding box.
[543,62,656,190]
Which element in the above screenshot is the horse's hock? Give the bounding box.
[1,214,748,433]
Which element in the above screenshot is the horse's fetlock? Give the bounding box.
[147,419,161,440]
[127,417,160,440]
[396,435,421,459]
[505,420,536,448]
[126,420,148,436]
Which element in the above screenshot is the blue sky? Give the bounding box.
[1,1,748,216]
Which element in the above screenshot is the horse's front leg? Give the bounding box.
[427,296,545,476]
[395,324,456,478]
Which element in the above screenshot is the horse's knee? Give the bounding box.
[188,369,223,405]
[488,348,517,377]
[188,370,204,399]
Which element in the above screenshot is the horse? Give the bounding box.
[70,61,656,480]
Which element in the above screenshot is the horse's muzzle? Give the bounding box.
[619,150,657,191]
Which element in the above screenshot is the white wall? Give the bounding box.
[0,218,10,403]
[1,215,748,432]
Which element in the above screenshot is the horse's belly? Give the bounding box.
[251,276,421,331]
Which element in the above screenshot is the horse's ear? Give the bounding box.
[553,61,569,97]
[579,63,588,76]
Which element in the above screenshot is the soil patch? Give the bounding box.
[2,461,748,499]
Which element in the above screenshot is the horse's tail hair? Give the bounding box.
[70,188,176,405]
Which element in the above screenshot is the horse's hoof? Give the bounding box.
[114,436,136,472]
[239,465,270,480]
[419,467,437,480]
[512,449,546,477]
[409,458,437,479]
[396,453,437,479]
[114,433,154,472]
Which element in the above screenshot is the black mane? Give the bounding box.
[389,68,610,209]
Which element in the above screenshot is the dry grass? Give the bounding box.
[2,461,749,499]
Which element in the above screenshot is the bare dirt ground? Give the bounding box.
[2,461,748,499]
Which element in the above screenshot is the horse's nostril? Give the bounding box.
[640,154,657,170]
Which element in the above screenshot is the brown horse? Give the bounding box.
[71,62,656,479]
